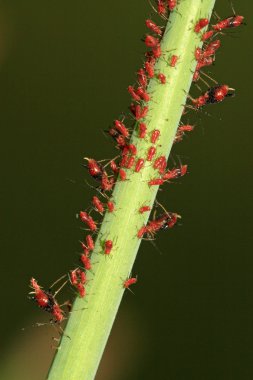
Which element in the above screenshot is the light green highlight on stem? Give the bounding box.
[47,1,216,379]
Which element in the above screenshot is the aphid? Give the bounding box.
[152,44,162,59]
[101,171,115,192]
[167,0,177,11]
[147,146,156,161]
[107,128,127,149]
[130,104,149,120]
[125,155,135,169]
[139,205,151,214]
[145,61,155,78]
[202,39,221,58]
[107,201,115,213]
[151,129,161,143]
[79,211,97,231]
[194,18,209,33]
[135,158,145,173]
[137,211,180,238]
[196,56,214,71]
[170,54,178,67]
[202,30,214,41]
[139,123,147,138]
[104,240,113,255]
[69,268,87,287]
[195,47,202,61]
[157,0,167,16]
[119,168,127,181]
[80,253,92,271]
[162,164,188,180]
[84,158,103,182]
[189,84,234,108]
[137,68,148,88]
[145,35,159,48]
[212,15,244,31]
[148,178,164,186]
[145,19,162,35]
[157,73,166,84]
[128,86,141,102]
[136,87,150,102]
[69,269,78,286]
[92,196,104,214]
[123,276,138,289]
[175,124,194,142]
[153,155,167,174]
[110,160,118,173]
[193,70,200,82]
[114,120,129,138]
[76,283,86,298]
[128,144,137,155]
[86,234,95,251]
[29,278,65,323]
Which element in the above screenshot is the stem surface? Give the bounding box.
[47,1,215,379]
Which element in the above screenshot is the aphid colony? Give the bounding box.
[29,2,244,325]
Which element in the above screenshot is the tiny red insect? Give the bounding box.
[107,128,127,149]
[86,234,95,251]
[157,0,167,16]
[151,129,161,143]
[170,54,178,67]
[104,240,113,255]
[139,205,151,214]
[190,85,234,108]
[101,172,115,192]
[114,120,129,138]
[130,104,149,120]
[119,168,127,181]
[136,87,150,102]
[135,158,145,173]
[123,276,138,289]
[139,123,147,139]
[92,196,104,214]
[202,30,214,41]
[137,68,148,88]
[79,211,97,231]
[137,211,180,238]
[107,201,115,213]
[194,18,209,33]
[212,15,244,31]
[202,39,221,58]
[76,283,86,298]
[125,155,135,169]
[148,178,164,186]
[157,73,166,84]
[196,56,214,71]
[80,253,92,271]
[84,158,103,182]
[145,61,155,78]
[145,19,162,35]
[128,86,141,102]
[162,164,188,180]
[145,35,159,48]
[147,146,157,161]
[152,44,162,59]
[153,155,167,174]
[110,160,118,173]
[128,144,137,155]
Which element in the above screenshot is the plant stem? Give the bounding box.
[47,1,215,379]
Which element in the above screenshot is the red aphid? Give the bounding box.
[70,270,78,286]
[128,86,141,102]
[85,158,103,182]
[76,283,86,298]
[157,73,166,84]
[170,54,178,67]
[30,278,64,323]
[138,211,180,238]
[86,234,95,251]
[101,172,114,192]
[119,168,127,181]
[137,68,148,88]
[107,201,115,213]
[139,123,147,138]
[145,35,159,48]
[151,129,161,143]
[136,87,150,102]
[123,276,138,289]
[135,158,145,173]
[92,196,104,214]
[139,205,151,214]
[194,18,209,33]
[104,240,113,255]
[108,128,127,149]
[167,0,177,11]
[80,253,92,271]
[203,39,221,58]
[152,44,162,59]
[131,104,149,120]
[196,56,214,71]
[212,15,244,31]
[193,70,200,82]
[128,144,137,155]
[157,0,167,16]
[163,164,188,180]
[195,47,202,61]
[145,19,162,35]
[148,178,164,186]
[145,61,155,78]
[147,146,156,161]
[191,84,234,108]
[153,155,167,174]
[110,160,118,173]
[114,120,129,138]
[178,124,194,133]
[202,30,214,41]
[79,211,97,231]
[137,225,148,239]
[126,155,135,169]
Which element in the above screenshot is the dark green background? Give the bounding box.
[0,1,252,379]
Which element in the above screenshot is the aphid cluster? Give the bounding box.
[29,2,244,332]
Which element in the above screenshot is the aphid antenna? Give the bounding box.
[48,274,67,291]
[201,71,218,85]
[149,239,163,255]
[53,279,69,298]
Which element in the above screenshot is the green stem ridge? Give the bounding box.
[47,1,216,379]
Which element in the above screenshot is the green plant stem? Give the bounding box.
[47,1,215,379]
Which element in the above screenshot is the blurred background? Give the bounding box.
[0,0,252,379]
